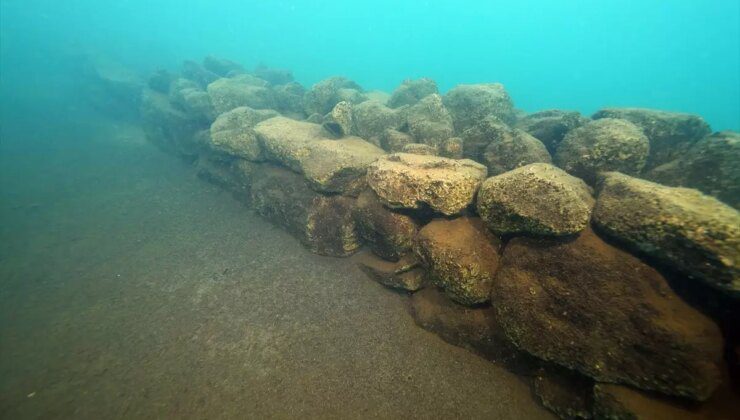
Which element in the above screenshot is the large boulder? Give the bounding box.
[354,252,425,291]
[476,118,552,175]
[533,366,594,420]
[516,110,590,153]
[477,163,594,236]
[169,78,216,124]
[322,101,353,138]
[351,100,405,142]
[202,56,245,77]
[493,228,724,401]
[379,128,414,152]
[208,106,279,160]
[647,131,740,209]
[414,217,502,305]
[555,118,649,184]
[303,77,366,116]
[253,64,294,85]
[140,89,202,158]
[387,78,438,108]
[443,83,516,133]
[250,164,361,256]
[592,108,711,169]
[272,81,306,116]
[367,153,488,216]
[181,60,220,87]
[593,172,740,295]
[80,54,144,117]
[404,94,455,148]
[207,75,275,113]
[255,117,385,195]
[352,189,419,261]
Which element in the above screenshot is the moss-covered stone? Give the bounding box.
[477,163,594,236]
[414,217,502,305]
[367,153,487,216]
[272,81,306,116]
[592,108,711,170]
[443,83,515,132]
[555,118,649,183]
[352,189,419,261]
[379,128,414,152]
[387,78,438,108]
[303,77,366,116]
[322,101,353,137]
[533,366,594,420]
[208,106,278,160]
[493,228,724,401]
[404,94,455,147]
[140,89,202,158]
[351,100,405,142]
[477,118,552,175]
[207,75,275,113]
[401,143,437,155]
[516,109,589,153]
[593,172,740,295]
[202,56,245,77]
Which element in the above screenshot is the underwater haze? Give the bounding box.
[2,0,739,130]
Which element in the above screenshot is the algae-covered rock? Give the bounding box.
[647,131,740,209]
[402,143,437,156]
[195,155,253,202]
[404,94,455,147]
[408,287,537,372]
[202,56,245,77]
[254,64,294,85]
[364,90,391,105]
[322,101,353,137]
[208,106,279,160]
[533,366,594,420]
[353,189,419,261]
[443,83,516,132]
[555,118,649,183]
[303,77,366,116]
[593,172,740,295]
[367,153,487,216]
[207,75,275,113]
[387,78,438,108]
[255,117,385,195]
[140,89,202,158]
[493,228,724,401]
[414,217,502,305]
[169,79,216,123]
[272,81,306,116]
[250,165,361,256]
[181,60,220,87]
[592,108,711,169]
[477,163,594,236]
[355,251,425,291]
[516,110,590,153]
[147,69,175,93]
[439,137,463,159]
[379,128,414,152]
[351,100,404,142]
[477,119,552,175]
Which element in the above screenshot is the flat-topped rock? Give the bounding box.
[255,117,386,195]
[207,75,275,113]
[209,106,279,160]
[493,228,724,401]
[366,153,487,215]
[593,172,740,295]
[592,107,711,169]
[477,163,594,236]
[414,217,502,305]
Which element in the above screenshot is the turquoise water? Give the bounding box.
[1,0,739,130]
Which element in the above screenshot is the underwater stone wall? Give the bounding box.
[130,55,740,419]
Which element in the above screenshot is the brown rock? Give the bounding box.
[534,366,594,420]
[353,189,419,261]
[354,251,425,291]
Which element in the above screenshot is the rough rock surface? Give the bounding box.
[592,108,711,169]
[414,217,502,305]
[202,56,245,77]
[647,130,740,209]
[443,83,516,132]
[439,137,463,159]
[255,117,385,195]
[408,287,537,373]
[303,77,366,116]
[534,366,594,420]
[354,252,425,291]
[593,172,740,295]
[254,64,294,85]
[387,78,438,108]
[208,106,279,160]
[477,163,594,236]
[404,94,455,147]
[493,228,724,401]
[555,118,649,183]
[272,82,306,116]
[379,129,414,152]
[207,75,275,113]
[353,189,419,261]
[250,164,361,256]
[475,118,552,175]
[516,110,590,153]
[322,101,353,137]
[367,153,487,216]
[351,100,404,142]
[140,89,202,158]
[402,143,437,156]
[181,60,220,88]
